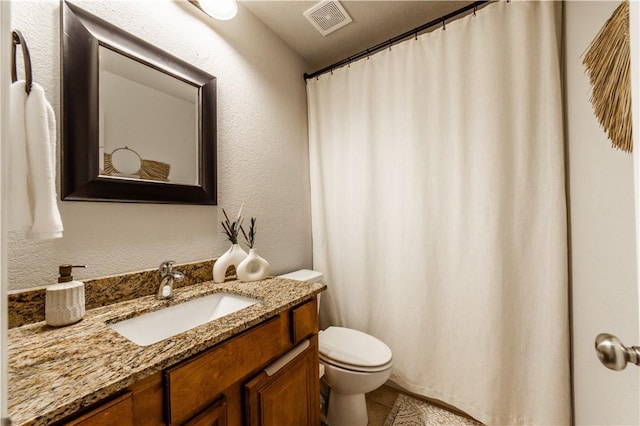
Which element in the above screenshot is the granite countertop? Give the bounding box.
[8,277,325,426]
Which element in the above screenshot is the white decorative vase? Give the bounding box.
[213,243,247,283]
[237,248,270,282]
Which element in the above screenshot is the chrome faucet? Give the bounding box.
[157,261,184,300]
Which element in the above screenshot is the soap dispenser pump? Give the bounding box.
[45,265,86,327]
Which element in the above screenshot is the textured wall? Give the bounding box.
[565,1,639,424]
[8,1,312,290]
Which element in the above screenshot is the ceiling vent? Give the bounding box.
[303,1,353,37]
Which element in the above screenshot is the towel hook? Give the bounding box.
[11,30,33,95]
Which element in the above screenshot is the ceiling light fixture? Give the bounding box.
[196,0,238,21]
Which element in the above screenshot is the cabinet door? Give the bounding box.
[62,392,133,426]
[245,337,320,426]
[130,372,164,426]
[184,397,227,426]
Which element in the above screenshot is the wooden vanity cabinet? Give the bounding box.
[245,336,320,426]
[183,397,227,426]
[164,311,292,425]
[61,392,133,426]
[58,297,319,426]
[130,372,165,426]
[59,373,163,426]
[244,298,320,426]
[166,297,319,426]
[291,299,318,343]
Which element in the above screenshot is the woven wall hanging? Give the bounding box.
[103,147,171,182]
[583,0,632,153]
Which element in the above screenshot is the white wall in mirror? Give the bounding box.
[99,46,199,186]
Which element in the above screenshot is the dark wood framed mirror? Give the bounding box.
[62,2,217,204]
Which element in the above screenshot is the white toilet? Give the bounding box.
[278,269,393,426]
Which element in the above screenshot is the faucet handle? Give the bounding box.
[159,260,176,275]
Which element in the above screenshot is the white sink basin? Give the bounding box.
[109,293,259,346]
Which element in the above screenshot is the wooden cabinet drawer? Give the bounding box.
[62,392,133,426]
[291,298,318,344]
[164,313,291,425]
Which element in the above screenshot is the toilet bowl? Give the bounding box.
[320,326,392,426]
[278,270,393,426]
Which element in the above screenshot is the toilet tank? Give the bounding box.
[278,269,324,316]
[278,269,323,283]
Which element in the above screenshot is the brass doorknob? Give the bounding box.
[595,333,640,371]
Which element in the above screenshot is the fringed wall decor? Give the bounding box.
[583,1,632,153]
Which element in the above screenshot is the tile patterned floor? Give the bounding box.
[366,385,400,425]
[323,384,481,426]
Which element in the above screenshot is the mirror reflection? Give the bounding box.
[61,1,217,204]
[98,46,199,186]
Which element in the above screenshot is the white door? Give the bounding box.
[593,0,640,413]
[567,1,640,425]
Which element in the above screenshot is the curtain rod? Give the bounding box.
[303,0,494,80]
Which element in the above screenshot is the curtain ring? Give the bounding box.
[473,6,477,16]
[442,19,446,30]
[366,49,370,60]
[330,68,333,75]
[388,40,392,51]
[414,30,418,41]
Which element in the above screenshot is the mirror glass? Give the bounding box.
[98,47,199,186]
[62,2,217,204]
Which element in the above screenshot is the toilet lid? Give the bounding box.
[319,326,392,368]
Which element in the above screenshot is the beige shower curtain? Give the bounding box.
[306,1,569,424]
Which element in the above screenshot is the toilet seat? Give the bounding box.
[319,326,392,373]
[320,353,392,373]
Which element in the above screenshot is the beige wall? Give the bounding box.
[8,1,313,290]
[565,1,639,424]
[1,1,10,419]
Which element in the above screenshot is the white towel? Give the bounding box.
[8,81,32,232]
[8,81,63,239]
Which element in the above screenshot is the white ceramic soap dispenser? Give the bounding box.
[45,264,86,327]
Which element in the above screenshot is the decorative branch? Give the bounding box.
[220,205,244,244]
[241,217,257,249]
